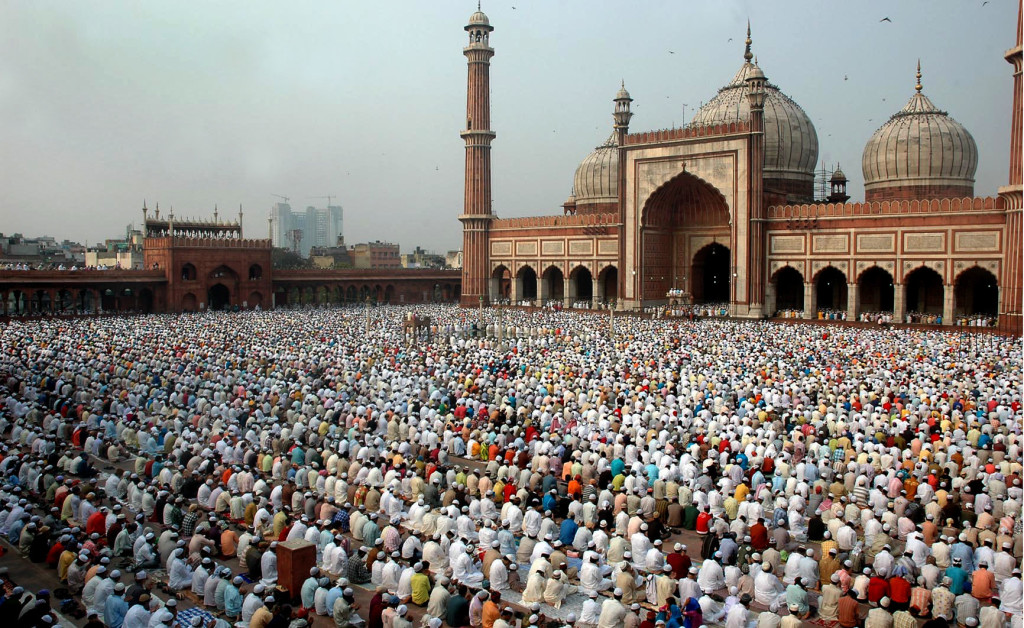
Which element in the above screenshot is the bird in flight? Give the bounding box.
[982,1,988,5]
[728,38,733,42]
[844,75,848,81]
[880,17,891,22]
[668,50,675,54]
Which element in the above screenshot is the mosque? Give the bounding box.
[459,8,1023,333]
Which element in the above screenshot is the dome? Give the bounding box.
[830,166,847,184]
[861,69,977,202]
[467,11,490,27]
[691,61,819,199]
[573,133,619,209]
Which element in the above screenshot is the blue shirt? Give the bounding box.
[559,519,579,546]
[325,586,343,612]
[224,583,243,617]
[946,566,969,594]
[105,594,129,628]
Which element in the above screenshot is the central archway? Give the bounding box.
[542,266,564,303]
[814,266,848,312]
[570,266,593,305]
[208,284,230,311]
[517,266,538,302]
[640,171,731,303]
[692,243,730,304]
[905,266,943,316]
[858,266,894,314]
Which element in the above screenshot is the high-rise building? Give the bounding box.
[270,202,343,257]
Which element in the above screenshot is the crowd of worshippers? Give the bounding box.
[0,305,1018,628]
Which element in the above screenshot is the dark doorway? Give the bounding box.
[518,267,538,300]
[543,267,564,302]
[692,243,730,304]
[601,267,618,303]
[573,267,593,303]
[955,267,999,316]
[858,267,894,313]
[773,266,804,312]
[905,266,943,315]
[815,267,848,311]
[208,284,230,311]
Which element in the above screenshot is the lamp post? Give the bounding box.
[497,301,503,348]
[478,295,484,336]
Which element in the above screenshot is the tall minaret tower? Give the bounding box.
[998,6,1022,333]
[459,5,495,306]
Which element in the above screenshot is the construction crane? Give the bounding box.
[271,193,290,204]
[308,195,336,207]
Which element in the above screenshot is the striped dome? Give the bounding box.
[692,62,819,191]
[573,133,619,207]
[861,89,977,200]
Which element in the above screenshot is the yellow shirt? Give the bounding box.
[58,549,76,581]
[734,483,749,503]
[411,573,432,605]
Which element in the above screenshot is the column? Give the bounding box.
[511,276,521,304]
[893,283,906,323]
[593,275,603,309]
[539,276,550,303]
[803,282,815,319]
[564,275,574,309]
[765,282,777,318]
[942,283,954,325]
[847,283,859,322]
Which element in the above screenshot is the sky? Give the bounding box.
[0,1,1017,253]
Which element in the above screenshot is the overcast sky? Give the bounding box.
[0,1,1016,252]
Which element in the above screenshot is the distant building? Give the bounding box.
[446,250,463,270]
[1,232,86,267]
[401,246,446,269]
[85,225,145,269]
[310,238,352,269]
[349,241,400,269]
[270,202,343,257]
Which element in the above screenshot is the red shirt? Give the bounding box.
[888,576,911,603]
[696,512,712,534]
[867,576,889,603]
[86,510,107,536]
[749,523,768,550]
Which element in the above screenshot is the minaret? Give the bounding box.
[459,5,495,306]
[999,7,1022,333]
[745,55,767,318]
[613,81,633,145]
[238,204,244,238]
[614,82,632,306]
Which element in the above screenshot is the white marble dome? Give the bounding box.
[861,86,977,200]
[692,61,819,192]
[573,132,619,207]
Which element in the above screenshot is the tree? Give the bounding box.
[271,247,310,269]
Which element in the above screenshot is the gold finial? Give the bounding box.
[477,0,481,10]
[915,59,922,93]
[744,20,753,62]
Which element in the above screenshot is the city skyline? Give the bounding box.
[0,1,1016,251]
